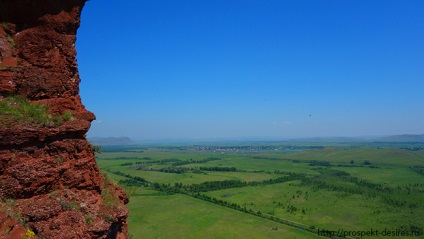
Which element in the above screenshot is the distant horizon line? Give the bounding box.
[88,133,424,142]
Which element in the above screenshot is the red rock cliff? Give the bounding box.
[0,1,129,238]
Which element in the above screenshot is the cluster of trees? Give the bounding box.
[148,167,188,174]
[304,178,394,198]
[120,158,181,167]
[311,168,393,193]
[133,166,238,174]
[313,168,350,177]
[148,180,243,194]
[381,197,408,208]
[137,158,180,165]
[308,160,332,166]
[118,178,145,187]
[335,163,378,168]
[198,166,237,172]
[112,156,149,160]
[103,168,149,185]
[149,173,307,194]
[184,180,244,192]
[286,205,304,214]
[410,166,424,176]
[401,183,424,193]
[347,177,393,193]
[171,157,221,166]
[301,177,374,196]
[252,156,292,161]
[305,159,375,168]
[120,162,133,166]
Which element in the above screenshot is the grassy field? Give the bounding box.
[97,144,424,239]
[127,188,322,239]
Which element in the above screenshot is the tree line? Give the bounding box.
[171,157,221,166]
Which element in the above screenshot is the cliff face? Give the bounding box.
[0,1,129,238]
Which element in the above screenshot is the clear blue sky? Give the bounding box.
[76,0,424,140]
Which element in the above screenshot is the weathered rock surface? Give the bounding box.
[0,1,129,238]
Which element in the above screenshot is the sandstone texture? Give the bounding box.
[0,1,129,238]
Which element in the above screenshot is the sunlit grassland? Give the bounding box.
[97,160,283,185]
[285,148,424,166]
[198,157,319,174]
[126,188,322,239]
[203,180,423,233]
[340,166,424,185]
[97,146,424,239]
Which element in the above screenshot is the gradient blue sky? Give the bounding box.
[76,0,424,140]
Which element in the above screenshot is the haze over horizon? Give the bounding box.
[77,0,424,140]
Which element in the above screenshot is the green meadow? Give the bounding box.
[97,145,424,239]
[127,189,321,239]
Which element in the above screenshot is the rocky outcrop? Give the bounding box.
[0,1,129,238]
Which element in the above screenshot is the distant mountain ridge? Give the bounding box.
[89,137,135,145]
[288,134,424,143]
[374,134,424,143]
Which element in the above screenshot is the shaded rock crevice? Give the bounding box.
[0,1,129,238]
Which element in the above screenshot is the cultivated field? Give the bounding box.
[97,144,424,239]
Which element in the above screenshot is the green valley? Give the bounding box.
[97,143,424,239]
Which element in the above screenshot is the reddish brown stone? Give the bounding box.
[0,212,27,239]
[0,1,129,238]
